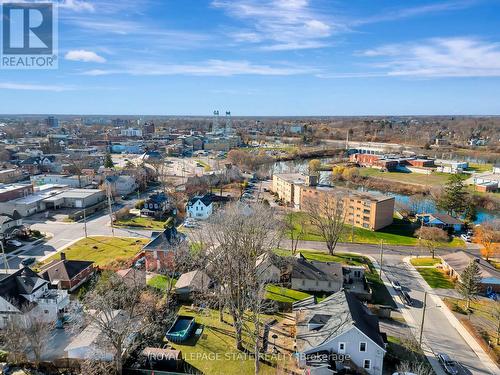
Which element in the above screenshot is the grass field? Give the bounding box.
[147,274,176,292]
[287,212,464,248]
[265,284,311,303]
[410,257,442,267]
[173,306,279,375]
[114,215,170,230]
[467,163,493,173]
[358,168,456,187]
[39,236,148,267]
[416,268,455,289]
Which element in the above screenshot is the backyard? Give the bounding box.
[147,274,176,292]
[287,212,464,247]
[172,306,283,375]
[38,236,148,267]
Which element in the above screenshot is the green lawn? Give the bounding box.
[410,257,442,267]
[39,236,148,267]
[147,274,176,292]
[114,215,171,230]
[358,168,459,187]
[265,284,311,303]
[173,306,279,375]
[287,212,464,248]
[416,268,455,289]
[467,162,493,173]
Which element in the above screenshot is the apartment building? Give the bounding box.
[272,173,394,231]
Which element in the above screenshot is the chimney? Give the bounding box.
[60,252,66,261]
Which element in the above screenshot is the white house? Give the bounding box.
[295,290,386,375]
[0,267,69,329]
[104,175,138,196]
[186,194,213,220]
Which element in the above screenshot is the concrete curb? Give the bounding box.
[352,252,447,375]
[404,256,499,374]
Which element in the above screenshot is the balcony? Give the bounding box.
[37,290,69,307]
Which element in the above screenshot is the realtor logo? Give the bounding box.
[1,2,58,69]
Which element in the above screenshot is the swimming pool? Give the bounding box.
[165,315,196,343]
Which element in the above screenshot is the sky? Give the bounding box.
[1,0,500,116]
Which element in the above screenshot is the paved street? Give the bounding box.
[281,240,497,375]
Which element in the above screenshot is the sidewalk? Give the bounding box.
[350,252,447,375]
[404,256,499,375]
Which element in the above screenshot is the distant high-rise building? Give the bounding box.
[143,121,155,135]
[46,116,59,128]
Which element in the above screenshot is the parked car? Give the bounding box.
[21,257,36,266]
[6,239,22,247]
[134,257,145,269]
[437,353,459,375]
[401,291,413,306]
[460,233,472,242]
[391,280,402,291]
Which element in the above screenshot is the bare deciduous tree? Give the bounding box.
[79,272,171,375]
[284,213,304,255]
[416,226,449,258]
[303,192,347,255]
[198,203,282,374]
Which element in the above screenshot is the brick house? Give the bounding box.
[39,252,95,292]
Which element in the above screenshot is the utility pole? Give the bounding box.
[83,207,88,238]
[107,184,115,237]
[0,240,9,273]
[379,240,384,275]
[419,291,428,345]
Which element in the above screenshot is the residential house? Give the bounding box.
[116,268,147,288]
[65,310,132,361]
[290,254,343,293]
[175,270,211,300]
[39,252,95,291]
[19,155,56,174]
[141,192,170,218]
[0,213,23,239]
[441,251,500,293]
[186,194,213,220]
[255,253,282,283]
[417,213,464,233]
[104,175,137,196]
[0,267,69,328]
[295,290,386,375]
[143,227,185,271]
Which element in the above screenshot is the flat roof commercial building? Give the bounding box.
[272,173,394,231]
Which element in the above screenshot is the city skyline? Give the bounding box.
[1,0,500,115]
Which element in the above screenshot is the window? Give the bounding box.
[359,342,367,352]
[338,342,345,352]
[363,360,371,369]
[44,310,49,314]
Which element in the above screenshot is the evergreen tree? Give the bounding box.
[437,174,468,217]
[104,152,114,168]
[457,259,482,309]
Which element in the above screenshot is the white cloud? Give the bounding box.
[59,0,95,12]
[0,82,74,91]
[357,37,500,78]
[65,49,106,63]
[81,59,315,76]
[212,0,339,50]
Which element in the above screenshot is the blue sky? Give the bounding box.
[1,0,500,115]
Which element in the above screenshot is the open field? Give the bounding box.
[114,215,170,230]
[358,168,455,186]
[39,236,148,267]
[287,212,464,248]
[416,268,455,289]
[173,306,280,375]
